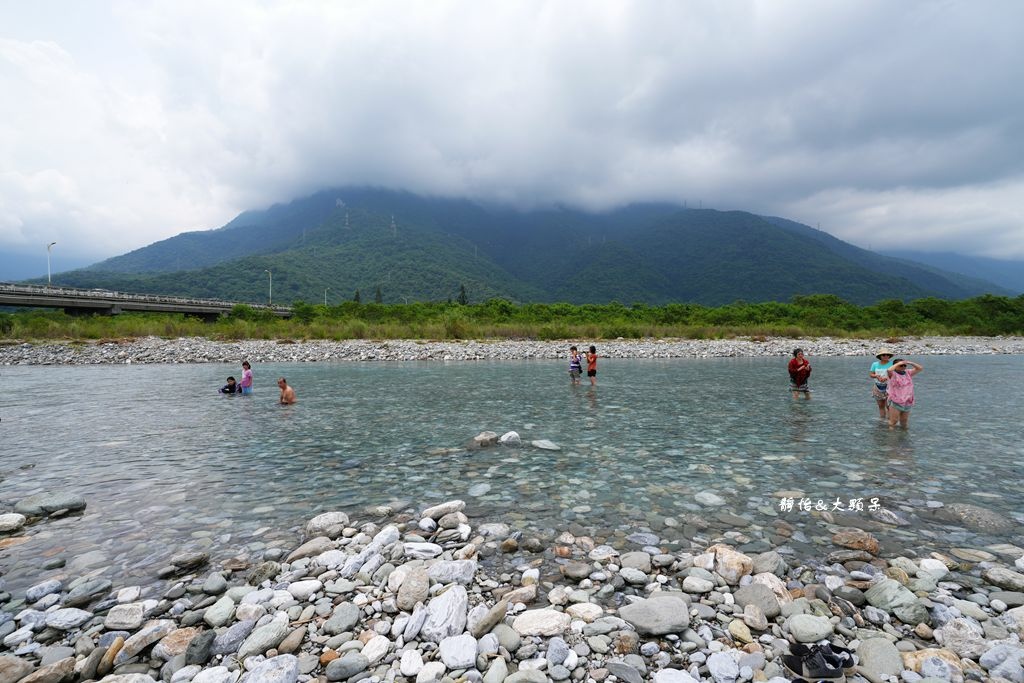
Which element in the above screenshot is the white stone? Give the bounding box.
[361,635,391,664]
[404,543,444,560]
[420,585,469,643]
[439,634,477,669]
[917,558,949,579]
[565,603,603,623]
[653,670,700,683]
[483,658,507,683]
[387,562,418,593]
[400,650,424,677]
[0,513,27,532]
[589,545,619,561]
[530,439,560,451]
[498,431,521,445]
[105,603,145,631]
[117,587,142,604]
[477,633,500,656]
[305,512,349,539]
[421,500,465,520]
[170,665,202,683]
[98,676,158,683]
[314,550,346,569]
[190,666,237,683]
[415,661,446,683]
[45,607,93,630]
[695,491,726,507]
[707,651,740,683]
[512,609,571,636]
[286,580,322,602]
[428,560,477,585]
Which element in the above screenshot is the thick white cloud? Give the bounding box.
[1,0,1022,267]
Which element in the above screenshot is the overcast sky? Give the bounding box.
[2,0,1023,278]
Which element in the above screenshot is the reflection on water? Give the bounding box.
[1,355,1023,595]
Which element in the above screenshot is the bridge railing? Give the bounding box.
[0,282,289,312]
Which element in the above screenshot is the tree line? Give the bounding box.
[2,293,1022,341]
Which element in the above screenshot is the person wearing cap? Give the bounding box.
[869,349,895,419]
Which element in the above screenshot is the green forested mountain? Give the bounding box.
[50,187,1008,305]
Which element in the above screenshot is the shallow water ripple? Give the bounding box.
[1,356,1023,595]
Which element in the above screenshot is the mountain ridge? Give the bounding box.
[46,187,1010,306]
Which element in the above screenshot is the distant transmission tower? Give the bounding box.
[345,211,350,229]
[391,215,397,237]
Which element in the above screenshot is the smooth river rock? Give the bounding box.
[304,512,349,539]
[115,620,177,665]
[618,596,690,635]
[512,609,571,636]
[237,614,290,660]
[786,614,834,642]
[245,654,299,683]
[14,493,86,516]
[420,585,468,643]
[0,514,27,533]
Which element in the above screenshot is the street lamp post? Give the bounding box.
[46,242,56,286]
[264,269,272,305]
[324,287,330,306]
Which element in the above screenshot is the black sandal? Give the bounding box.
[789,642,857,671]
[782,648,847,682]
[818,643,856,673]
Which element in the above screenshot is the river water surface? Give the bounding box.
[2,356,1023,597]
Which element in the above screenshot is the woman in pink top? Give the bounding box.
[240,361,254,395]
[886,359,923,429]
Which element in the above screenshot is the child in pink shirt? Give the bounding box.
[886,359,923,429]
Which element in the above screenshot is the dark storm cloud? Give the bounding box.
[2,0,1022,265]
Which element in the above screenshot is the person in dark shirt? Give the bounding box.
[219,376,239,394]
[788,349,812,400]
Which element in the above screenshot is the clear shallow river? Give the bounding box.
[2,356,1023,597]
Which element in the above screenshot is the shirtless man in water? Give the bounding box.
[277,377,296,404]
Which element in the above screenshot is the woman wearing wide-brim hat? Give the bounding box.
[868,348,896,419]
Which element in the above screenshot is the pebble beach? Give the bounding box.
[2,335,1024,365]
[2,337,1024,683]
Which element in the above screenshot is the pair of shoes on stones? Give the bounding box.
[782,641,857,681]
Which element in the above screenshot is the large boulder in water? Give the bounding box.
[15,492,86,516]
[933,503,1014,533]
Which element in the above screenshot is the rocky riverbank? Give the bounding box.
[2,336,1024,365]
[2,498,1024,683]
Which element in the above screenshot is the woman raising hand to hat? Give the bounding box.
[869,349,895,419]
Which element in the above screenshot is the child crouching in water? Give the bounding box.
[219,376,239,394]
[886,359,923,429]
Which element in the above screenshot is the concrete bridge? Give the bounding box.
[0,283,291,320]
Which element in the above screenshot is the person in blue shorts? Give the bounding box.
[869,348,895,419]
